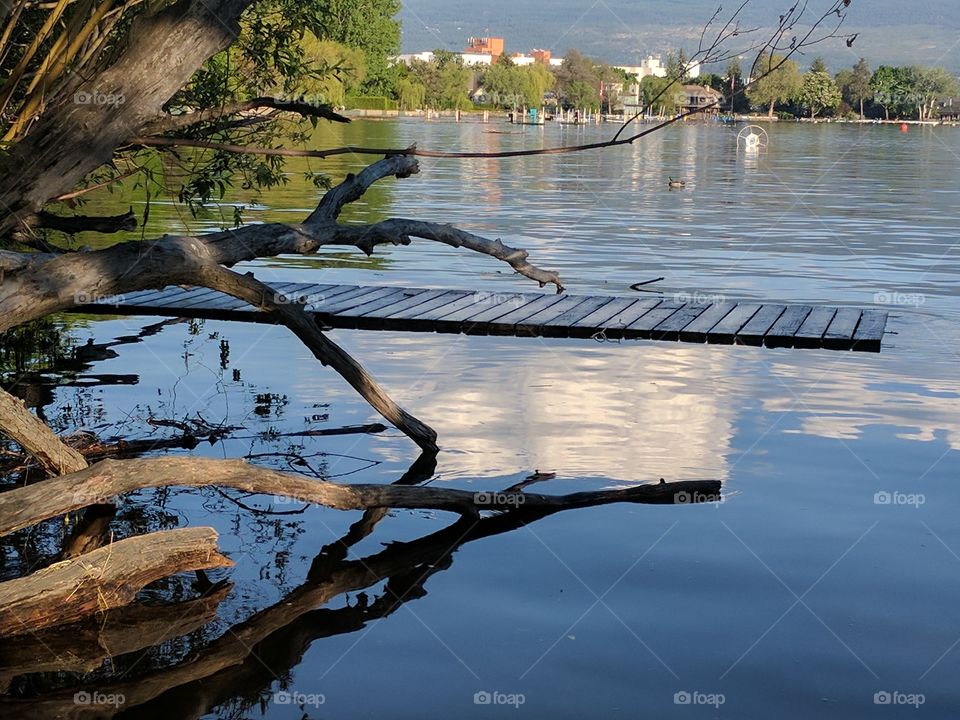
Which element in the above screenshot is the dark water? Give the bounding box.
[7,119,960,718]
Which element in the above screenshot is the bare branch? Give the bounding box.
[0,455,724,536]
[137,96,350,137]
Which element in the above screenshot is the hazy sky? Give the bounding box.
[399,0,960,71]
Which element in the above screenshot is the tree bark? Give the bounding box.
[0,0,255,235]
[0,527,233,635]
[0,386,87,475]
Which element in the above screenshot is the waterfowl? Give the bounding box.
[668,177,686,189]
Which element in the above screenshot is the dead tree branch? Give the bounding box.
[0,455,722,536]
[0,527,233,635]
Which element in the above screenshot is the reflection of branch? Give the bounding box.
[0,470,721,718]
[0,583,232,692]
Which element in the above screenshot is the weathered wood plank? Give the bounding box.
[484,294,566,335]
[514,295,589,336]
[538,296,615,337]
[794,306,837,348]
[736,304,787,346]
[677,302,736,343]
[453,293,531,327]
[381,290,470,321]
[310,286,390,314]
[649,303,710,341]
[411,291,490,323]
[763,305,812,348]
[338,288,422,318]
[626,301,687,338]
[851,309,888,352]
[567,297,637,336]
[599,298,663,338]
[707,303,761,344]
[822,307,863,350]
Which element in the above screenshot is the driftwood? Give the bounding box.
[0,387,87,475]
[0,456,722,536]
[0,583,232,692]
[0,527,233,635]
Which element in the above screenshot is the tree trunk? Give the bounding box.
[0,527,233,635]
[768,98,775,118]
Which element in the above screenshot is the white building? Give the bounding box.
[396,51,434,65]
[616,55,701,81]
[460,52,493,66]
[510,54,536,66]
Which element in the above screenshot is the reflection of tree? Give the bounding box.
[0,453,719,719]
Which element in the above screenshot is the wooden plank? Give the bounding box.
[309,286,385,314]
[736,304,787,346]
[539,296,615,337]
[626,301,687,338]
[649,303,710,341]
[452,293,532,326]
[763,305,812,348]
[513,295,590,336]
[678,302,735,343]
[346,288,446,328]
[822,307,863,350]
[794,306,837,348]
[117,287,194,307]
[337,287,421,317]
[483,294,566,335]
[598,298,663,338]
[707,303,761,344]
[568,297,637,336]
[380,290,470,320]
[851,309,888,353]
[411,291,491,323]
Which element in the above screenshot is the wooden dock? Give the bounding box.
[76,283,890,352]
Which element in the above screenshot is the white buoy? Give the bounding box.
[737,125,769,153]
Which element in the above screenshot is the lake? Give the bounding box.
[5,118,960,718]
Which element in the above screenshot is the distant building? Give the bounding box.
[681,84,723,113]
[397,51,434,65]
[939,97,960,120]
[616,55,701,81]
[461,53,494,66]
[510,53,536,66]
[531,49,552,64]
[466,37,504,64]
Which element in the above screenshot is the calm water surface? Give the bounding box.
[15,119,960,718]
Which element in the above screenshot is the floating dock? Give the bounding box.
[76,283,890,352]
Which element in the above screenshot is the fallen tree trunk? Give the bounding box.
[0,456,721,537]
[0,527,233,635]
